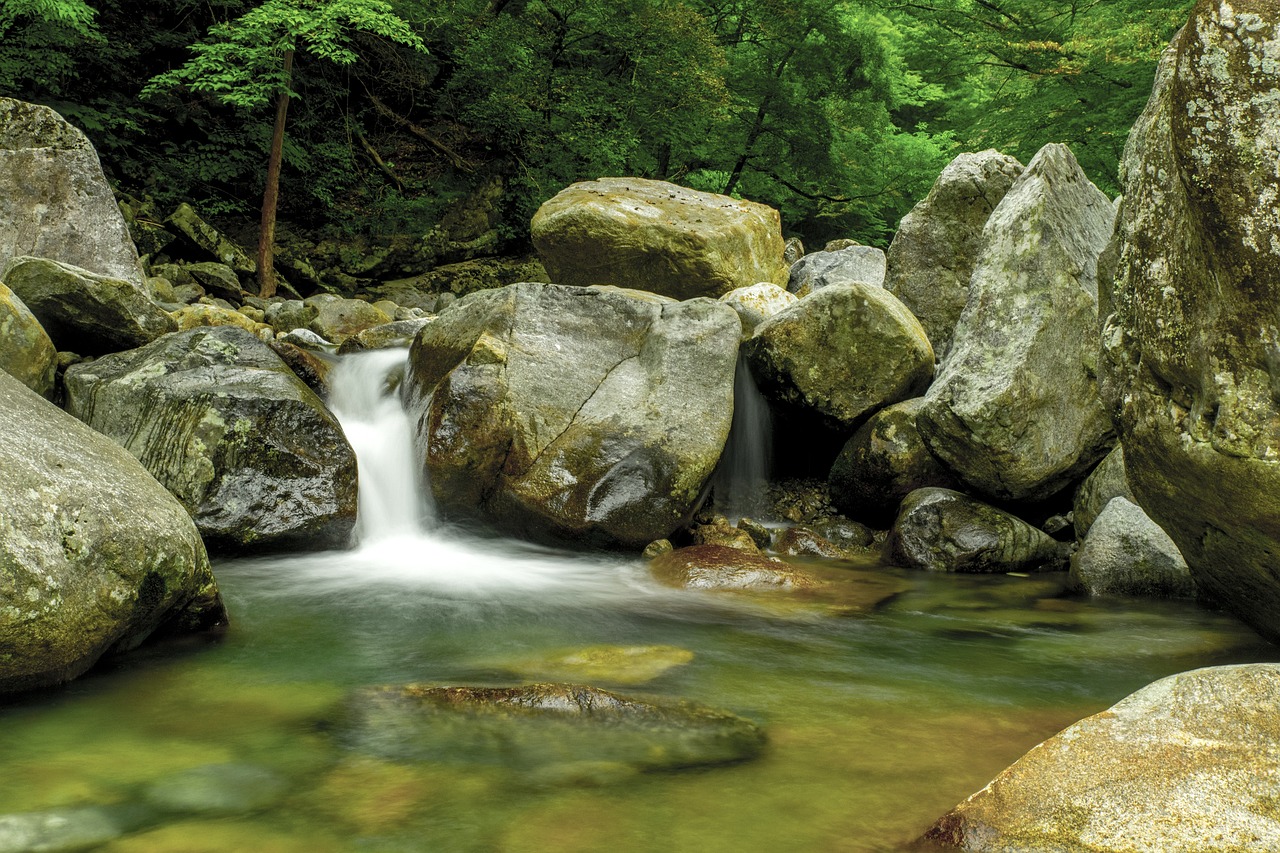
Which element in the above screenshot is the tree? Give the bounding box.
[145,0,428,297]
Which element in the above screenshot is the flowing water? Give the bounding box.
[1,350,1275,852]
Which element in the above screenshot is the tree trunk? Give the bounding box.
[258,48,294,299]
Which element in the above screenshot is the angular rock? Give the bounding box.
[404,282,739,548]
[1100,1,1280,642]
[719,282,797,340]
[689,516,762,553]
[0,281,56,397]
[650,545,822,591]
[530,177,789,300]
[64,326,357,553]
[0,370,225,695]
[923,664,1280,851]
[185,261,245,302]
[1072,445,1134,538]
[917,144,1116,501]
[0,98,146,287]
[786,245,886,297]
[1071,497,1195,598]
[2,256,177,356]
[306,295,392,344]
[165,202,256,276]
[886,487,1066,573]
[885,150,1023,359]
[337,318,433,354]
[745,282,934,431]
[828,398,960,526]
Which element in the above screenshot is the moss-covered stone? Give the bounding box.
[0,280,56,397]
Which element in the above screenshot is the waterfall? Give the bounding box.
[712,352,773,521]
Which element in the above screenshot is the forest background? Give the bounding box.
[1,0,1188,250]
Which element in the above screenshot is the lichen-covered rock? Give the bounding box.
[1100,1,1280,643]
[337,318,433,354]
[689,516,762,553]
[404,282,739,548]
[828,398,959,526]
[1072,445,1134,539]
[185,262,244,302]
[0,281,56,397]
[719,283,797,340]
[1071,498,1194,599]
[2,256,177,356]
[745,282,934,431]
[923,664,1280,851]
[307,295,393,344]
[786,245,886,297]
[918,144,1116,501]
[265,299,319,335]
[0,98,146,287]
[170,303,271,337]
[0,370,225,695]
[165,202,256,277]
[885,150,1023,359]
[886,488,1066,573]
[64,326,357,553]
[530,177,789,300]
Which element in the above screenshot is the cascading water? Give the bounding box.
[712,351,773,521]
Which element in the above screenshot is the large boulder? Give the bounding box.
[885,150,1023,360]
[1071,497,1195,599]
[0,98,145,287]
[530,178,789,300]
[786,245,886,297]
[0,281,56,397]
[0,370,225,695]
[1101,1,1280,643]
[744,282,934,432]
[923,664,1280,851]
[2,256,177,356]
[64,326,357,553]
[403,282,740,548]
[917,144,1116,502]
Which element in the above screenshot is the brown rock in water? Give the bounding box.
[650,545,822,591]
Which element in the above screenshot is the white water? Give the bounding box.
[712,352,773,521]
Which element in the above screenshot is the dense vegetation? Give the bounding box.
[2,0,1188,248]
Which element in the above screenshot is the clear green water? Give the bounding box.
[0,534,1274,853]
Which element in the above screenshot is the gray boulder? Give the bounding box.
[0,281,56,397]
[530,177,789,300]
[1071,497,1195,598]
[403,282,739,548]
[0,98,145,287]
[1,256,177,356]
[923,664,1280,851]
[64,326,357,553]
[1072,445,1134,538]
[787,245,886,297]
[0,370,225,695]
[918,144,1116,501]
[886,487,1066,573]
[1100,1,1280,642]
[885,150,1023,359]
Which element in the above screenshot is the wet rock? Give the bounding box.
[336,318,433,354]
[165,202,256,277]
[786,245,886,297]
[64,326,356,553]
[923,664,1280,851]
[144,763,288,815]
[811,517,875,551]
[1072,445,1134,539]
[279,328,332,350]
[828,398,960,526]
[268,340,334,398]
[690,516,761,553]
[531,177,789,300]
[745,282,934,432]
[0,806,140,853]
[404,282,739,548]
[336,682,766,775]
[767,479,838,524]
[1071,498,1194,599]
[718,283,797,340]
[1,256,177,356]
[0,370,225,695]
[0,98,146,287]
[306,296,392,344]
[917,144,1116,501]
[0,280,56,397]
[886,488,1067,573]
[773,526,850,559]
[885,150,1023,359]
[650,545,822,591]
[1100,2,1280,642]
[737,517,773,549]
[491,645,695,686]
[642,539,674,559]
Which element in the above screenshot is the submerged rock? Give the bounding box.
[490,645,695,686]
[64,326,356,553]
[923,664,1280,851]
[1071,498,1194,599]
[336,682,765,777]
[0,806,140,853]
[0,370,225,695]
[531,177,789,300]
[650,545,822,591]
[144,764,288,816]
[0,280,56,397]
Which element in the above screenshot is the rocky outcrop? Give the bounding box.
[886,488,1066,573]
[1071,497,1194,598]
[923,664,1280,851]
[64,327,357,553]
[0,370,225,695]
[787,245,886,297]
[745,282,934,432]
[403,282,739,548]
[0,281,56,397]
[1100,1,1280,643]
[917,144,1116,501]
[885,150,1023,359]
[530,178,789,300]
[2,257,177,356]
[0,98,146,287]
[1072,445,1134,538]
